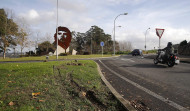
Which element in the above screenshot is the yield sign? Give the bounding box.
[156,28,165,38]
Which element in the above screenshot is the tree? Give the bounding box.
[71,31,86,54]
[17,28,29,55]
[16,18,31,55]
[37,41,55,55]
[70,26,114,54]
[70,31,78,51]
[33,30,41,54]
[179,40,187,46]
[118,41,133,51]
[0,9,18,58]
[85,25,113,54]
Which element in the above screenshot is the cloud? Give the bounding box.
[28,9,39,19]
[115,27,190,50]
[6,0,190,51]
[18,9,54,25]
[45,0,87,13]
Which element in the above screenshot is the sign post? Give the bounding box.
[156,28,165,49]
[100,41,104,57]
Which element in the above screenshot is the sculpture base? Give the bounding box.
[54,45,69,55]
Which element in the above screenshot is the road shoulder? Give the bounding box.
[95,61,136,111]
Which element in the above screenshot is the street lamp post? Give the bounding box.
[113,13,128,55]
[112,26,121,34]
[145,28,150,52]
[56,0,59,60]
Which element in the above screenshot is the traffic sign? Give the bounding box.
[156,28,165,38]
[100,41,104,46]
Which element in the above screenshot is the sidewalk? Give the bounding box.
[144,54,190,63]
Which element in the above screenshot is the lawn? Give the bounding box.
[0,54,115,62]
[0,60,125,110]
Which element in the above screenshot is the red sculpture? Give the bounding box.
[54,26,72,52]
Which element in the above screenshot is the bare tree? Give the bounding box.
[16,17,31,55]
[43,32,54,43]
[27,40,35,55]
[119,40,133,51]
[33,30,42,54]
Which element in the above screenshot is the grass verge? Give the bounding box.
[0,55,114,62]
[0,60,125,110]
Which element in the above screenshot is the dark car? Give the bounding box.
[131,49,143,56]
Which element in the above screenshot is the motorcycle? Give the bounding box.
[153,50,180,67]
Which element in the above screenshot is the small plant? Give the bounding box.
[59,53,68,56]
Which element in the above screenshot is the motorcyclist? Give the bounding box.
[158,42,174,61]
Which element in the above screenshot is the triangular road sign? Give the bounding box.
[156,28,165,38]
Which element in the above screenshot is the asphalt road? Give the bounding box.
[96,55,190,111]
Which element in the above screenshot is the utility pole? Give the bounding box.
[145,28,150,52]
[56,0,59,60]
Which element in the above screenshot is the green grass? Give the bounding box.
[0,60,125,111]
[142,50,157,54]
[0,54,114,62]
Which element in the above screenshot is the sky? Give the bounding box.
[1,0,190,51]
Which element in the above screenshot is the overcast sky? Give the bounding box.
[1,0,190,50]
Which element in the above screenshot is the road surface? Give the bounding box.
[96,55,190,111]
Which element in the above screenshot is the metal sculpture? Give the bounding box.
[54,26,72,52]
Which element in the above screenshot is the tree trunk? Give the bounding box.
[3,47,6,59]
[46,47,48,53]
[21,48,23,56]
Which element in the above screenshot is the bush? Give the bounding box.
[116,51,131,54]
[83,52,90,55]
[59,53,68,56]
[103,52,113,54]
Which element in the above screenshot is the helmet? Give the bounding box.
[167,42,172,47]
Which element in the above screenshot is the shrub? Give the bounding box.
[59,53,68,56]
[83,52,90,55]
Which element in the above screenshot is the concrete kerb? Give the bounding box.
[95,62,136,111]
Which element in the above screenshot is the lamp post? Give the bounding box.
[56,0,59,60]
[112,26,122,34]
[145,28,150,53]
[113,13,128,55]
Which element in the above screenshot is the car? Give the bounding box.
[131,49,143,56]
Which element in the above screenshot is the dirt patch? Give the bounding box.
[130,99,151,111]
[66,62,85,66]
[53,64,126,110]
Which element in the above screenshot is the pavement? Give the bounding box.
[96,62,136,111]
[96,55,190,111]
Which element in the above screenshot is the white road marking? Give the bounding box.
[120,58,135,62]
[99,60,190,111]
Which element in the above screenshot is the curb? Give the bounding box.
[95,62,136,111]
